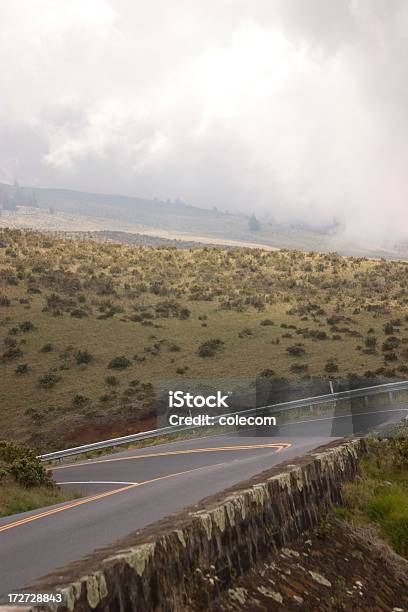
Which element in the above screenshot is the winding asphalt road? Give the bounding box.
[0,405,406,598]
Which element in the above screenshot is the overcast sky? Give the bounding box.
[1,0,408,241]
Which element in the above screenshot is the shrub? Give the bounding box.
[75,350,93,365]
[0,295,10,307]
[2,347,23,362]
[260,319,274,326]
[258,368,276,378]
[287,344,306,357]
[238,327,253,338]
[70,308,88,318]
[19,321,35,332]
[198,338,225,358]
[15,363,28,375]
[0,440,52,488]
[382,336,400,352]
[108,356,131,369]
[105,375,119,387]
[40,343,53,353]
[365,335,377,348]
[325,359,338,373]
[72,394,90,408]
[155,300,190,319]
[384,322,395,335]
[168,343,181,352]
[290,363,308,373]
[38,372,61,389]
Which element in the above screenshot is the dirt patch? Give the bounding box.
[29,410,156,452]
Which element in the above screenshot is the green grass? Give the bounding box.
[0,480,77,518]
[335,435,408,558]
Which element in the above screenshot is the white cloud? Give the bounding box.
[1,0,408,242]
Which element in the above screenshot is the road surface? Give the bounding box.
[0,405,406,597]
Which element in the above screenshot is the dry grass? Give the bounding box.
[1,228,408,449]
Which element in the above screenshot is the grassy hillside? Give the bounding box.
[3,181,407,258]
[1,228,408,451]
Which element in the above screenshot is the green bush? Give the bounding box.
[0,440,53,488]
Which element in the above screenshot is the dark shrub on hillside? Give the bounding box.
[108,356,131,369]
[382,336,400,352]
[38,372,61,389]
[198,338,225,358]
[2,347,23,362]
[365,335,377,348]
[155,300,190,319]
[258,368,276,378]
[290,363,308,373]
[325,359,338,373]
[70,308,88,318]
[75,350,93,365]
[287,344,306,357]
[19,320,35,332]
[15,363,29,375]
[384,322,395,335]
[40,343,53,353]
[168,343,181,352]
[72,394,90,408]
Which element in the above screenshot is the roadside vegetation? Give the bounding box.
[2,228,408,450]
[335,424,408,558]
[0,440,72,517]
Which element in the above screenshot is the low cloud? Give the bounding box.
[1,0,408,242]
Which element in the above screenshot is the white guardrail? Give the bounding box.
[38,379,408,462]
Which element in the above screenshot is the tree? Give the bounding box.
[248,214,261,232]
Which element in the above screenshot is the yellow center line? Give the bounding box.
[0,442,292,533]
[52,442,292,470]
[0,463,223,534]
